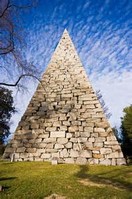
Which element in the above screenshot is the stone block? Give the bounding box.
[46,149,57,153]
[65,158,74,164]
[71,121,81,126]
[19,153,29,159]
[14,153,20,159]
[53,121,61,127]
[68,126,78,132]
[88,138,95,142]
[80,150,92,158]
[79,126,83,131]
[42,122,52,127]
[76,157,87,164]
[31,124,39,129]
[118,152,124,158]
[38,134,49,138]
[57,138,68,144]
[65,142,72,148]
[111,158,116,165]
[81,112,91,119]
[51,159,58,165]
[93,154,103,159]
[41,153,51,158]
[60,149,69,158]
[66,133,72,138]
[54,144,64,149]
[96,122,109,128]
[99,158,111,165]
[44,138,56,143]
[70,138,78,142]
[81,132,90,137]
[94,142,103,147]
[95,137,106,142]
[75,132,80,137]
[79,96,92,101]
[84,142,93,148]
[50,131,65,138]
[34,157,43,161]
[60,126,67,131]
[92,150,100,154]
[116,158,126,165]
[63,121,70,126]
[78,138,87,143]
[17,147,26,153]
[46,127,56,131]
[35,138,42,143]
[106,127,112,133]
[100,148,112,154]
[98,132,108,137]
[26,148,37,153]
[4,147,15,153]
[58,114,66,121]
[52,153,59,158]
[91,133,98,138]
[73,143,80,151]
[107,136,117,141]
[88,158,99,164]
[28,138,35,144]
[93,158,99,164]
[46,143,54,149]
[111,145,121,150]
[61,94,72,98]
[39,143,47,148]
[107,152,119,158]
[68,112,77,120]
[84,126,93,133]
[70,149,79,157]
[37,149,45,153]
[94,128,105,133]
[104,141,118,146]
[25,157,34,161]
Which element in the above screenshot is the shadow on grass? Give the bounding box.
[0,177,16,192]
[75,165,132,191]
[0,177,17,181]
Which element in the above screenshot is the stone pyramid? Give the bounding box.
[4,29,126,165]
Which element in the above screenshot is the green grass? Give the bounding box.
[0,161,132,199]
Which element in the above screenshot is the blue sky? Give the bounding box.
[1,0,132,136]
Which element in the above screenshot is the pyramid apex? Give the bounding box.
[63,28,68,33]
[62,29,70,37]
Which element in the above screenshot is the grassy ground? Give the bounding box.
[0,161,132,199]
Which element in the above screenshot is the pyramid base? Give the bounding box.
[3,151,126,165]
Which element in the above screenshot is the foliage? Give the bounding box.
[121,105,132,157]
[0,161,132,199]
[0,86,15,146]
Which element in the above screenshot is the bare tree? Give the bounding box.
[0,0,40,89]
[96,90,112,119]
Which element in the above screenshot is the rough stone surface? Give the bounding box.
[44,193,66,199]
[3,29,126,165]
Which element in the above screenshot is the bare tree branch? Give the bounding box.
[0,0,10,18]
[0,0,40,90]
[0,74,40,87]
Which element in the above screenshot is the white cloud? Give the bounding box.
[91,71,132,127]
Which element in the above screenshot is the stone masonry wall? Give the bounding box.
[4,30,126,165]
